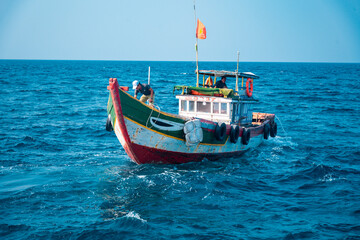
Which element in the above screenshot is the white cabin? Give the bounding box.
[176,94,256,125]
[174,69,260,126]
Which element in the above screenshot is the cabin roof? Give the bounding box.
[198,70,259,79]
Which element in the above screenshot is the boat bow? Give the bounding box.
[107,78,141,163]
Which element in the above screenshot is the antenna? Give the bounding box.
[235,51,240,92]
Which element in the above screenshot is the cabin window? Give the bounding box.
[189,101,195,112]
[213,102,220,114]
[197,101,211,113]
[181,100,187,112]
[221,103,227,114]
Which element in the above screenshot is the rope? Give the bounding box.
[146,103,161,129]
[275,115,288,137]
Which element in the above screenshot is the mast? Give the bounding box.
[235,51,239,92]
[194,0,199,87]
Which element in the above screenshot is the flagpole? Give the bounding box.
[196,40,199,87]
[235,51,239,92]
[194,0,199,87]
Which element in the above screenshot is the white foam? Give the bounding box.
[271,136,298,149]
[319,174,346,183]
[125,211,147,223]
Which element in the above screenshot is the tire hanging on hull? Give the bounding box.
[263,123,270,140]
[230,125,240,143]
[241,128,251,145]
[270,122,277,138]
[214,123,226,141]
[106,114,113,132]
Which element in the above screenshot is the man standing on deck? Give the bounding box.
[213,76,228,89]
[132,80,155,105]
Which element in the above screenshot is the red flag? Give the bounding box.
[196,19,206,39]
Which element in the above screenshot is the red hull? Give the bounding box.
[129,142,246,164]
[108,78,275,164]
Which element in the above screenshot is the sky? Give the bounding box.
[0,0,359,62]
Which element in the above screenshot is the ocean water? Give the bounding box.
[0,60,360,239]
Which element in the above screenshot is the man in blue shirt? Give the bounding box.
[213,76,228,89]
[132,80,155,105]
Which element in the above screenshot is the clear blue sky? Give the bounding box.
[0,0,359,62]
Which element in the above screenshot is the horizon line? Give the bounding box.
[0,58,359,64]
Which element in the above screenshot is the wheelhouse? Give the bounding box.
[174,70,259,126]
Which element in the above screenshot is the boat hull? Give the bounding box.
[107,78,273,164]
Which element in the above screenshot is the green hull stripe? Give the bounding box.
[107,89,228,144]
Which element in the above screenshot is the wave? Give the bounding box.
[284,231,315,239]
[0,224,31,239]
[312,76,329,79]
[277,163,345,185]
[316,223,360,233]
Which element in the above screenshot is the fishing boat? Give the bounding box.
[106,69,277,164]
[106,10,277,164]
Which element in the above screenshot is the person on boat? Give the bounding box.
[213,76,228,89]
[132,80,155,105]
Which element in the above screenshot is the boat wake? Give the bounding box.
[271,136,298,149]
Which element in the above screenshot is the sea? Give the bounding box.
[0,60,359,240]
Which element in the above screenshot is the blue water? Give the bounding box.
[0,60,360,239]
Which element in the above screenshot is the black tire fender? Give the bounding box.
[264,123,270,140]
[106,114,113,132]
[214,123,226,141]
[270,122,277,138]
[241,128,251,145]
[230,125,240,143]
